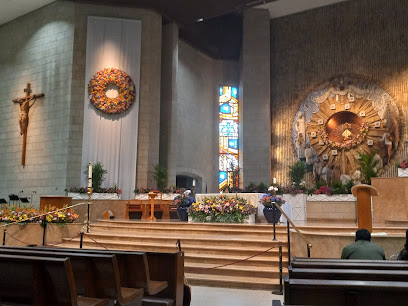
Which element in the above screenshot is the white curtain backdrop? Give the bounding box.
[81,16,141,200]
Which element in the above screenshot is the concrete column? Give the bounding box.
[160,23,179,186]
[241,8,271,186]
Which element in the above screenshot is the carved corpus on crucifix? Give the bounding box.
[12,83,44,166]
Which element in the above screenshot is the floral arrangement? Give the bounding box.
[0,205,79,226]
[40,205,79,226]
[260,195,286,208]
[134,186,177,194]
[0,205,39,225]
[66,186,121,194]
[188,195,256,223]
[313,185,333,195]
[173,189,194,208]
[318,122,369,150]
[88,68,136,114]
[397,160,408,169]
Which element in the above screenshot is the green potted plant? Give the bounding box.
[152,164,167,192]
[357,152,378,185]
[91,162,107,192]
[289,161,306,187]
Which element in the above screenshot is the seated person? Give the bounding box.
[397,229,408,260]
[341,229,385,260]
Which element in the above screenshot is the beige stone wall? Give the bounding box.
[291,231,405,259]
[270,0,408,184]
[0,1,75,204]
[307,201,356,222]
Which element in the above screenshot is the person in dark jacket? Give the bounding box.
[397,229,408,260]
[341,229,385,260]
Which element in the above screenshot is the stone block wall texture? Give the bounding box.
[242,9,271,186]
[176,41,239,193]
[0,1,163,204]
[160,23,179,187]
[0,2,75,204]
[270,0,408,184]
[70,3,162,190]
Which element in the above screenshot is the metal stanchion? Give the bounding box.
[80,232,84,249]
[177,239,182,252]
[307,243,312,258]
[42,223,47,246]
[86,187,92,233]
[287,220,291,263]
[272,242,283,295]
[3,225,6,246]
[272,204,277,241]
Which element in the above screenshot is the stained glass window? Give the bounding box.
[219,86,239,191]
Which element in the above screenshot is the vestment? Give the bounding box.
[341,240,385,260]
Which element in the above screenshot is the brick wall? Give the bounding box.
[270,0,408,184]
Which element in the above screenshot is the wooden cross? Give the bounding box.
[12,83,44,166]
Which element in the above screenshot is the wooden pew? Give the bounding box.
[290,260,408,270]
[284,276,408,305]
[293,256,408,263]
[144,251,184,306]
[1,246,183,306]
[288,266,408,282]
[0,254,108,306]
[0,247,143,306]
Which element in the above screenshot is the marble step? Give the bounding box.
[86,231,287,247]
[185,273,283,290]
[62,237,287,257]
[96,220,288,232]
[184,253,288,267]
[185,262,288,278]
[91,223,288,238]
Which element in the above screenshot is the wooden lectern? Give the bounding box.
[147,191,159,221]
[351,184,379,233]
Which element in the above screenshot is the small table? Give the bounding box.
[126,199,176,220]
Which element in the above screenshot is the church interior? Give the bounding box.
[1,0,408,305]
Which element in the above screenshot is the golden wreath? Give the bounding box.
[88,68,136,114]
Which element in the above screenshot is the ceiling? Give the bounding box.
[1,0,348,59]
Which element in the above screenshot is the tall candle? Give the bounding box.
[273,177,277,184]
[88,162,92,188]
[193,179,196,187]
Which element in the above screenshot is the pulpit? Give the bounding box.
[351,184,379,233]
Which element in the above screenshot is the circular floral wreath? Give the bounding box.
[318,122,370,150]
[88,68,136,114]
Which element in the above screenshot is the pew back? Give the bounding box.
[284,276,408,305]
[0,248,122,301]
[0,254,76,305]
[291,260,408,270]
[288,266,408,282]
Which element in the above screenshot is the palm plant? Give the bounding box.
[289,161,306,187]
[152,164,167,191]
[357,152,378,185]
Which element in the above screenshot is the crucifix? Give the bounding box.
[12,83,44,166]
